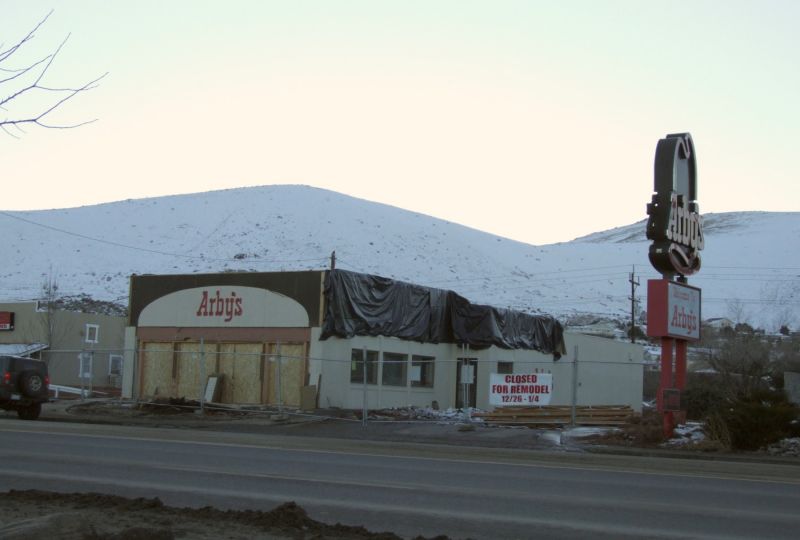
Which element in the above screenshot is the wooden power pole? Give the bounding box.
[629,266,640,343]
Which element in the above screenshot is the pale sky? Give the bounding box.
[2,0,798,245]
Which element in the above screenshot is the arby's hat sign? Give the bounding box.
[646,133,704,277]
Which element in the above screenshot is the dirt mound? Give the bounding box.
[0,490,449,540]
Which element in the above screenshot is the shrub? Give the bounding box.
[619,410,667,446]
[702,411,731,451]
[719,390,799,451]
[683,382,726,420]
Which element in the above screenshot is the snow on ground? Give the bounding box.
[660,422,707,448]
[1,185,798,330]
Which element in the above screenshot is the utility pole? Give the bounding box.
[629,266,640,343]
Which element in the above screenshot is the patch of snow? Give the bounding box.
[564,426,621,439]
[661,422,706,447]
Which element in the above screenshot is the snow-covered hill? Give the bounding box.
[2,185,798,331]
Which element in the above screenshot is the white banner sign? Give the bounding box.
[489,373,552,406]
[667,281,701,340]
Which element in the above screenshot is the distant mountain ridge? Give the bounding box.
[2,185,798,331]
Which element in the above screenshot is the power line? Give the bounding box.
[0,210,328,265]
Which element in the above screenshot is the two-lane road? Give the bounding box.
[1,420,798,539]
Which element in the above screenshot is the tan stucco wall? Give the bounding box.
[0,302,127,387]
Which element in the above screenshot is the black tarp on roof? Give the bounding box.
[320,269,566,357]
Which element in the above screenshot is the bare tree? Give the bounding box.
[709,333,773,400]
[39,272,61,349]
[725,298,749,326]
[760,281,799,333]
[0,10,107,137]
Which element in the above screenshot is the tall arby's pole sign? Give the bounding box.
[645,133,703,437]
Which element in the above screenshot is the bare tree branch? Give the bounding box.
[0,10,53,63]
[0,10,106,134]
[0,123,18,138]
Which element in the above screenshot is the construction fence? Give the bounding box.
[32,344,644,427]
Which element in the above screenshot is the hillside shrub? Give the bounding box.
[685,375,798,450]
[716,390,798,451]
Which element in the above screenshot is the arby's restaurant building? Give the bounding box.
[121,269,643,411]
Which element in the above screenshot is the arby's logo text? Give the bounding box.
[196,290,243,322]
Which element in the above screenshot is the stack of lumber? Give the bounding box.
[473,405,634,427]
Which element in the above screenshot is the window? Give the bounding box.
[381,352,407,386]
[350,349,378,384]
[108,354,123,376]
[497,362,513,374]
[0,311,14,331]
[78,352,93,379]
[411,355,435,388]
[85,324,100,344]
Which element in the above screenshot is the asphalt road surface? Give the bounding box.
[1,420,799,539]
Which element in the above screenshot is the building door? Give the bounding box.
[456,358,477,409]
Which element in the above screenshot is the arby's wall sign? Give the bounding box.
[138,286,310,328]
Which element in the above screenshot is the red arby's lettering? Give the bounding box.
[196,290,243,322]
[670,305,698,335]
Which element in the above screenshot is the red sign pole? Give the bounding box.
[674,339,688,426]
[658,337,674,437]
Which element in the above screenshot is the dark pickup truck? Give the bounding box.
[0,355,49,420]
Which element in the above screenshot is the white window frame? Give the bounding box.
[85,323,100,344]
[410,355,435,388]
[78,352,93,379]
[350,349,378,385]
[108,354,123,376]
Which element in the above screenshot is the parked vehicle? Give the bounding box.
[0,355,49,420]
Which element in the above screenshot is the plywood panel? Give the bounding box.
[267,343,306,407]
[176,343,201,399]
[141,342,174,398]
[233,343,263,404]
[218,343,236,404]
[173,342,218,400]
